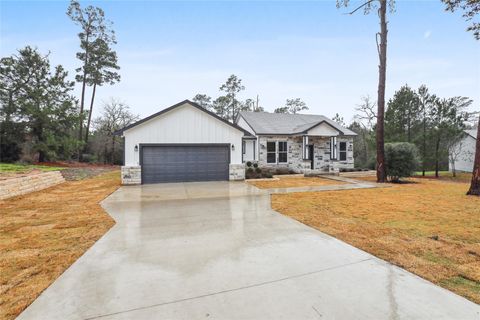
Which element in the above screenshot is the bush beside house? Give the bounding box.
[245,161,276,179]
[385,142,420,182]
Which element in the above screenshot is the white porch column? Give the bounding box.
[302,135,309,159]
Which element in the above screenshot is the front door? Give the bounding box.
[308,145,314,169]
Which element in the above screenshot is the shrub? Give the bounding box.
[255,167,261,173]
[246,161,252,167]
[82,153,98,163]
[253,162,258,168]
[384,142,420,182]
[246,167,254,173]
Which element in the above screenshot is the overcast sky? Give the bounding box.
[1,0,479,123]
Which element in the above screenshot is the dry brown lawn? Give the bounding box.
[0,170,120,320]
[272,178,480,303]
[248,176,346,189]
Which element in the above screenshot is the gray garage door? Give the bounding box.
[141,145,230,184]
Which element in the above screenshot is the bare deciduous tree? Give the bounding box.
[354,95,377,129]
[93,98,138,164]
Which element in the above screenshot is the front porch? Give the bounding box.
[255,135,354,174]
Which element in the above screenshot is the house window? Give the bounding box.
[242,140,246,154]
[339,142,347,161]
[330,137,337,160]
[278,141,288,163]
[267,141,276,163]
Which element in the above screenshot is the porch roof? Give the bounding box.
[238,111,356,136]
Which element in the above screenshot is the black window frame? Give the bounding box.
[339,141,347,161]
[267,141,277,163]
[278,141,288,163]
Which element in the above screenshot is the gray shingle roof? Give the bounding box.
[238,111,356,136]
[465,129,478,139]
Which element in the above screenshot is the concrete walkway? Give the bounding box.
[18,181,479,320]
[261,175,388,194]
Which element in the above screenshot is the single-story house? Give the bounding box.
[449,129,478,173]
[235,111,356,173]
[116,100,250,184]
[116,99,356,185]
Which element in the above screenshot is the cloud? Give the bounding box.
[424,30,432,39]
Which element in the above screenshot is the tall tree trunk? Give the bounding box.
[78,75,87,161]
[111,135,115,164]
[77,32,90,161]
[38,150,46,163]
[467,118,480,196]
[376,0,387,183]
[435,135,440,178]
[407,110,411,143]
[36,122,45,163]
[422,106,426,176]
[104,141,108,164]
[363,131,368,166]
[84,82,97,144]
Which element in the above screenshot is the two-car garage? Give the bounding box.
[117,100,247,185]
[141,144,230,184]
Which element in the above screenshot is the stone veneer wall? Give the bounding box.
[229,164,245,180]
[0,171,65,200]
[257,135,354,173]
[121,166,141,185]
[121,164,245,184]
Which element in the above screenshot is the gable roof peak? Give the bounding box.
[115,99,252,136]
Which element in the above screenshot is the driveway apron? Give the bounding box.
[18,181,479,320]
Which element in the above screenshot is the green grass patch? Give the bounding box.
[0,163,65,173]
[440,276,480,296]
[415,171,450,176]
[414,170,471,182]
[422,252,455,266]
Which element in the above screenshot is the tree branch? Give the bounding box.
[345,0,376,15]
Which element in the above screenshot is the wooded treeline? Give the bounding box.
[193,74,309,122]
[346,84,476,176]
[0,1,138,165]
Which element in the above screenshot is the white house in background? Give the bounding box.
[115,100,251,185]
[235,111,356,173]
[449,129,477,173]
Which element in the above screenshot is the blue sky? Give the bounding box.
[1,0,479,122]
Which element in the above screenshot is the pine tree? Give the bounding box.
[67,0,115,159]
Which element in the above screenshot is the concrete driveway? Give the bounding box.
[19,181,479,319]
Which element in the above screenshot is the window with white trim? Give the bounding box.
[339,142,347,161]
[267,141,276,163]
[330,137,337,160]
[278,141,288,163]
[242,140,246,154]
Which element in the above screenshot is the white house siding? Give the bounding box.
[236,116,256,135]
[123,103,244,167]
[307,122,340,136]
[450,135,476,172]
[256,135,354,173]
